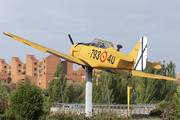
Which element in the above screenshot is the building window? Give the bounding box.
[34,68,37,70]
[34,62,37,65]
[1,80,4,83]
[39,81,41,85]
[19,64,21,66]
[5,71,6,73]
[44,66,45,69]
[38,65,42,68]
[5,80,7,83]
[34,74,36,76]
[4,66,6,68]
[22,66,26,69]
[44,60,45,63]
[44,72,45,74]
[19,70,21,72]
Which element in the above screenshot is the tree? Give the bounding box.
[135,61,177,104]
[48,62,69,105]
[66,82,84,103]
[9,78,43,120]
[92,71,114,104]
[0,82,16,114]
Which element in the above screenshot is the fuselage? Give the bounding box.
[70,39,135,70]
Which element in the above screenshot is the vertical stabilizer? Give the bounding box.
[133,37,147,70]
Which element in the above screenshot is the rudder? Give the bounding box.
[133,36,147,70]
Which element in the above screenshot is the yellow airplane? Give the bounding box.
[3,32,175,81]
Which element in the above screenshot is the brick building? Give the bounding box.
[62,61,86,83]
[10,55,61,89]
[0,54,88,88]
[0,54,118,87]
[0,59,11,84]
[37,55,60,89]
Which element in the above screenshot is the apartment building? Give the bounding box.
[0,54,106,87]
[11,56,37,85]
[37,55,60,89]
[0,59,10,84]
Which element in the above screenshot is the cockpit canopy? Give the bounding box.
[90,38,114,49]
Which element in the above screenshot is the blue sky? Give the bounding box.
[1,0,180,74]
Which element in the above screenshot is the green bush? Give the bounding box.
[157,87,180,119]
[149,109,162,117]
[0,110,15,120]
[10,78,43,120]
[41,111,126,120]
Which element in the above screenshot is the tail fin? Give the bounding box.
[129,37,147,70]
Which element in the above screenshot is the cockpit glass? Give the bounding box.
[90,40,98,46]
[95,42,102,47]
[106,44,110,49]
[91,39,114,49]
[100,43,107,48]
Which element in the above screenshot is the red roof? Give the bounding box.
[30,57,36,60]
[15,59,21,62]
[1,61,7,64]
[47,55,52,58]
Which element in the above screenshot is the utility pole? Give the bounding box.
[105,72,110,111]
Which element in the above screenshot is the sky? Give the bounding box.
[0,0,180,74]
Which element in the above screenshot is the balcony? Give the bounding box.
[38,65,42,70]
[38,73,42,76]
[22,69,26,72]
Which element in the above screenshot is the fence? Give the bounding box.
[51,103,157,115]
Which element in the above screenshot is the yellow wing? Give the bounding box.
[146,61,161,69]
[109,69,175,81]
[3,32,87,66]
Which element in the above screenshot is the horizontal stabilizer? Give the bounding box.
[146,61,161,69]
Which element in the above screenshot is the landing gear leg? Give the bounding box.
[127,70,132,78]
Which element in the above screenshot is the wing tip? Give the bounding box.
[3,32,12,37]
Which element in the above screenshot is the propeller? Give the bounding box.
[68,34,85,69]
[68,34,74,45]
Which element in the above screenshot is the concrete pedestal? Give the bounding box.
[85,67,93,116]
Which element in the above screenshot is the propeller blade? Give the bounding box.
[68,34,85,69]
[82,65,85,69]
[68,34,74,45]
